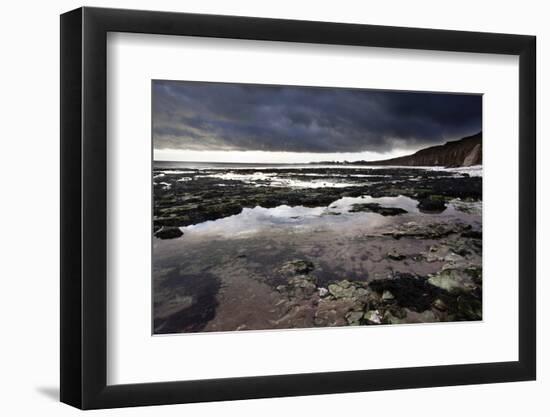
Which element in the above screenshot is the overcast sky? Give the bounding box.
[153,80,481,163]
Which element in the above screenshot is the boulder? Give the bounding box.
[346,311,364,325]
[318,287,329,297]
[403,309,439,323]
[155,227,183,239]
[287,275,317,299]
[383,310,405,325]
[382,290,395,301]
[427,268,475,293]
[328,281,355,299]
[417,197,446,213]
[364,310,383,324]
[279,259,315,276]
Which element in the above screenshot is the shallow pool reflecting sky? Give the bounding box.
[179,195,478,240]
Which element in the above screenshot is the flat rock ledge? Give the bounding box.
[273,257,482,327]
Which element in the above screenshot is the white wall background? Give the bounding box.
[0,0,546,415]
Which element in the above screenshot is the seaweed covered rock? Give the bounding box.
[346,311,364,325]
[328,280,355,299]
[327,280,370,302]
[461,229,482,239]
[369,273,440,312]
[155,227,183,240]
[417,197,447,213]
[427,268,477,294]
[278,259,315,276]
[350,203,407,216]
[364,310,383,324]
[282,275,318,300]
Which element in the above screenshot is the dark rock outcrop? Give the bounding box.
[153,166,481,229]
[155,227,183,239]
[417,197,447,213]
[349,203,407,216]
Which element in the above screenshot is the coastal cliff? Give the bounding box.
[366,132,482,167]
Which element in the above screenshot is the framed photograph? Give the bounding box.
[60,6,536,409]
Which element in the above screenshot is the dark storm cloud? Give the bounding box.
[152,80,482,153]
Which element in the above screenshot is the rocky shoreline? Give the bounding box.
[153,166,481,234]
[152,165,482,333]
[270,222,482,329]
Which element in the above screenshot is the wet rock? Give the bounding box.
[386,305,408,319]
[464,267,482,285]
[328,281,355,299]
[387,249,406,261]
[383,310,405,325]
[386,222,469,240]
[453,200,482,215]
[154,165,481,229]
[288,274,317,286]
[350,203,407,216]
[369,273,440,312]
[155,200,243,228]
[456,295,482,320]
[425,253,441,263]
[346,311,364,325]
[443,252,464,263]
[287,275,317,299]
[276,285,287,293]
[453,247,470,257]
[327,280,371,304]
[432,298,448,311]
[427,267,479,295]
[275,271,318,301]
[314,298,357,327]
[279,259,315,276]
[417,197,447,213]
[447,236,481,258]
[424,244,448,262]
[364,310,383,324]
[461,230,482,239]
[382,290,395,301]
[403,309,439,323]
[470,238,483,253]
[153,166,483,329]
[353,287,370,301]
[154,227,183,239]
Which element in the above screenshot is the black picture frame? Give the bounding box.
[60,6,536,410]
